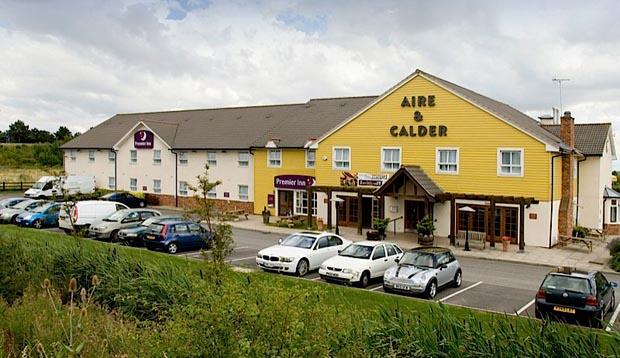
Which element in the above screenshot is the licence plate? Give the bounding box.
[394,284,410,290]
[553,306,576,314]
[146,235,156,240]
[325,272,339,277]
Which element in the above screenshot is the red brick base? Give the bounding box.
[145,194,253,214]
[604,224,620,235]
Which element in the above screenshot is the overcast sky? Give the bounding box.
[1,0,619,156]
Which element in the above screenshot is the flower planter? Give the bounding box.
[418,235,434,246]
[501,236,511,251]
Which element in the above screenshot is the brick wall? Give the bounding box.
[604,224,620,236]
[145,193,254,213]
[558,111,575,237]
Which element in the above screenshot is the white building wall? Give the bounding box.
[64,149,114,190]
[525,200,559,248]
[433,201,450,237]
[577,156,602,229]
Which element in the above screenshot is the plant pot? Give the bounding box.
[317,218,324,230]
[501,236,511,252]
[418,234,434,246]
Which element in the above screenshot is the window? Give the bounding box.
[179,151,188,166]
[188,223,202,233]
[238,151,249,167]
[498,149,523,176]
[108,176,115,190]
[333,147,351,169]
[306,150,316,168]
[436,148,459,174]
[70,150,76,161]
[611,200,618,223]
[140,211,156,220]
[268,149,282,167]
[207,187,216,199]
[130,178,137,191]
[108,151,115,162]
[386,244,397,256]
[317,237,329,249]
[207,151,217,166]
[238,185,249,201]
[153,179,161,193]
[381,147,401,171]
[179,181,188,196]
[173,224,188,233]
[294,191,317,215]
[372,245,386,260]
[130,150,137,164]
[153,150,161,165]
[88,150,95,162]
[327,236,343,247]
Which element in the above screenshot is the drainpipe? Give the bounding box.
[575,156,586,226]
[113,149,118,192]
[170,149,178,207]
[549,153,562,248]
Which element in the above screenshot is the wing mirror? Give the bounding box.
[394,258,400,263]
[338,249,342,254]
[440,263,448,269]
[278,238,282,244]
[610,282,618,288]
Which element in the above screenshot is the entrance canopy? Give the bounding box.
[374,165,444,200]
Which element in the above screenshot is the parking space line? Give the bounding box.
[234,246,250,250]
[227,256,257,263]
[439,281,483,302]
[515,299,535,316]
[605,302,620,332]
[311,277,322,281]
[369,286,383,291]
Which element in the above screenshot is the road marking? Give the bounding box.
[227,256,257,263]
[439,281,483,302]
[234,246,250,250]
[516,299,535,316]
[606,301,620,332]
[370,286,383,291]
[311,277,322,281]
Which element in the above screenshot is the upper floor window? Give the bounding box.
[88,150,95,162]
[498,149,523,176]
[306,150,316,168]
[70,150,76,161]
[108,151,115,162]
[153,150,161,165]
[436,148,459,174]
[238,185,249,201]
[178,151,188,166]
[381,147,401,171]
[238,151,250,167]
[207,151,217,166]
[268,149,282,167]
[333,147,351,170]
[130,150,137,164]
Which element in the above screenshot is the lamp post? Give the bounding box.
[332,197,344,235]
[459,206,475,252]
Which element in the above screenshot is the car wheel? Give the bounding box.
[10,215,18,225]
[425,280,437,299]
[296,259,309,277]
[110,230,119,242]
[358,271,370,288]
[167,242,179,254]
[534,308,542,319]
[453,270,462,288]
[33,219,43,229]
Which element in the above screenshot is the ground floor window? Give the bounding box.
[611,200,618,223]
[179,181,188,196]
[457,204,519,244]
[130,178,137,191]
[108,176,115,190]
[207,187,216,199]
[294,191,317,216]
[153,179,161,193]
[238,185,249,201]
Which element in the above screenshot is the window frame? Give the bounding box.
[129,150,137,164]
[153,150,161,165]
[294,190,317,216]
[267,149,282,168]
[129,178,137,191]
[381,147,401,172]
[332,146,351,170]
[70,150,76,161]
[611,199,618,223]
[238,185,249,201]
[207,151,217,167]
[179,181,189,196]
[108,176,115,190]
[436,147,460,175]
[497,148,524,177]
[238,151,250,168]
[153,179,161,193]
[108,150,115,162]
[207,187,217,199]
[305,149,316,168]
[178,151,188,166]
[88,150,95,162]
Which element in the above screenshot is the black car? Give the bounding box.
[101,192,147,208]
[535,267,617,328]
[117,215,180,246]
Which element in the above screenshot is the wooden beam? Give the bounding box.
[519,200,525,252]
[357,191,363,235]
[489,199,496,248]
[327,190,332,229]
[307,187,313,230]
[449,197,456,245]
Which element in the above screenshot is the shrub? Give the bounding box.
[607,237,620,256]
[573,225,589,238]
[611,254,620,272]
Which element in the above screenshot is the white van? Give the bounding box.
[25,176,95,199]
[58,200,129,233]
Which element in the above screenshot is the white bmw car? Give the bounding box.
[256,232,351,277]
[319,241,403,288]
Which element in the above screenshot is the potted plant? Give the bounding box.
[416,215,435,246]
[573,225,588,238]
[367,218,390,240]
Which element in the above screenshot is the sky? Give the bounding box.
[1,0,619,161]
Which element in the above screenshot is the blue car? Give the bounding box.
[15,202,61,229]
[143,220,213,254]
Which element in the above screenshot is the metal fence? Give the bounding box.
[0,181,35,191]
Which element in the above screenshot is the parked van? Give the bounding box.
[58,200,129,233]
[24,176,95,199]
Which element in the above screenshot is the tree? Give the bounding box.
[7,120,31,143]
[55,126,73,142]
[30,128,55,143]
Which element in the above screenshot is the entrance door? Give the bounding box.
[361,197,373,228]
[404,200,425,230]
[337,196,359,226]
[494,207,519,244]
[278,190,294,216]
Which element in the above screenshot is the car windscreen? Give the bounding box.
[338,244,374,259]
[31,182,45,189]
[103,210,127,222]
[542,275,592,294]
[280,234,316,249]
[399,251,435,268]
[32,205,51,213]
[10,200,32,209]
[147,223,166,233]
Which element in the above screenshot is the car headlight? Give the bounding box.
[256,253,262,259]
[342,269,359,277]
[384,270,395,279]
[279,256,294,263]
[320,265,327,270]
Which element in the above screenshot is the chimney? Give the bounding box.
[552,107,560,124]
[538,114,554,125]
[558,111,575,238]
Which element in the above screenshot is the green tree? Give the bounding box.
[55,126,73,142]
[7,120,31,143]
[30,128,55,143]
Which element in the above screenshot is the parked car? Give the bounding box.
[117,215,180,246]
[319,241,403,288]
[535,267,617,328]
[256,232,351,277]
[0,197,28,209]
[0,199,46,224]
[143,220,213,254]
[88,209,161,241]
[383,247,462,299]
[58,200,129,234]
[24,175,95,199]
[15,202,61,229]
[101,192,147,208]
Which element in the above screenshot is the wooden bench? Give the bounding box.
[558,235,593,252]
[224,209,249,220]
[457,230,486,250]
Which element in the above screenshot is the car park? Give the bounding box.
[15,202,61,229]
[534,267,617,328]
[383,247,462,299]
[256,232,350,277]
[143,220,213,254]
[58,200,129,233]
[319,241,403,288]
[0,199,46,224]
[101,192,147,208]
[117,215,180,246]
[0,197,28,209]
[88,209,161,241]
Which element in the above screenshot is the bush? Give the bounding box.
[611,254,620,272]
[607,237,620,256]
[573,225,589,238]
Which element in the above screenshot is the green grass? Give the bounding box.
[1,226,619,357]
[0,143,63,169]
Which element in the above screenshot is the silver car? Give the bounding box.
[0,199,46,224]
[88,209,161,241]
[383,247,462,299]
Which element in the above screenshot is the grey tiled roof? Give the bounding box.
[541,123,611,156]
[604,187,620,199]
[403,165,444,197]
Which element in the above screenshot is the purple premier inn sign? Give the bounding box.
[134,130,154,149]
[274,175,315,190]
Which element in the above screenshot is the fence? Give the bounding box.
[0,181,35,191]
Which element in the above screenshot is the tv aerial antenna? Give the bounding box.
[552,77,570,113]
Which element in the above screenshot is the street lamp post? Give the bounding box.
[332,197,344,235]
[459,206,476,252]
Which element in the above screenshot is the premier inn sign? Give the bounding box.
[390,95,447,138]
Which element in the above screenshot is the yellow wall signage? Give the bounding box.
[391,95,447,137]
